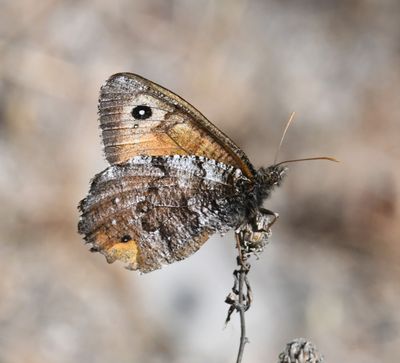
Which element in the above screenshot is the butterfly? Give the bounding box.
[78,73,287,273]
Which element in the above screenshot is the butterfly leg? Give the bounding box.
[235,209,279,254]
[258,208,279,229]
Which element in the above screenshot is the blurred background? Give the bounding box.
[1,0,399,362]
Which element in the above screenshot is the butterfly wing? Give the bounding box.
[78,155,250,272]
[99,73,255,179]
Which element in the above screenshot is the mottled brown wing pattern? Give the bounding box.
[78,155,250,272]
[99,73,255,179]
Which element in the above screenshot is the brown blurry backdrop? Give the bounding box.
[1,1,399,362]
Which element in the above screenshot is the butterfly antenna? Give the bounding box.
[273,112,296,165]
[274,156,339,167]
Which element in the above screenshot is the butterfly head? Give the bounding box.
[255,164,287,202]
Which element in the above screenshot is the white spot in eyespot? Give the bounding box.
[133,124,139,128]
[111,219,117,225]
[114,197,120,204]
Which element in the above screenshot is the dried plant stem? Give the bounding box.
[236,260,248,363]
[225,231,252,363]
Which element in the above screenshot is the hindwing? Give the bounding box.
[78,155,250,272]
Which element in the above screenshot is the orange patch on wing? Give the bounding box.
[91,232,140,270]
[105,133,184,164]
[105,240,139,267]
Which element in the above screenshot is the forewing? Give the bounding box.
[99,73,255,178]
[78,155,249,272]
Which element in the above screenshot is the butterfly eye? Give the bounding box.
[121,234,132,243]
[131,105,152,120]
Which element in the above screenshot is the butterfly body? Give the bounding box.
[78,73,285,272]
